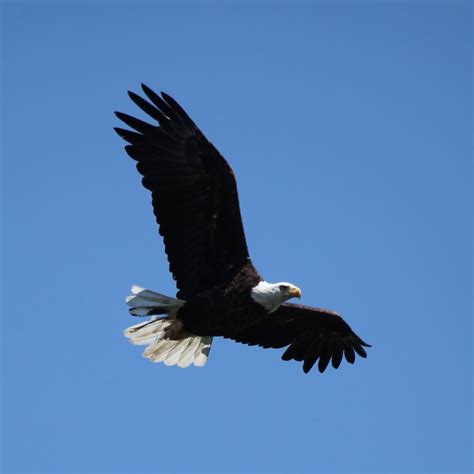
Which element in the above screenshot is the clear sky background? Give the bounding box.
[2,1,472,473]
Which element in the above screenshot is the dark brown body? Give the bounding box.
[178,261,265,336]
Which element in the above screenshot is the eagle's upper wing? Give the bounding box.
[228,303,371,373]
[115,85,251,299]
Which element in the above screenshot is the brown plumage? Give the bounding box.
[115,85,370,373]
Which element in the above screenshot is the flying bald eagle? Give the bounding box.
[114,85,370,374]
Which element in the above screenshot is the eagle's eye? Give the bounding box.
[279,284,289,291]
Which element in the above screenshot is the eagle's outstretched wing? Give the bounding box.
[228,303,371,373]
[115,85,253,299]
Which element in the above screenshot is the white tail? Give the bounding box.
[124,285,212,368]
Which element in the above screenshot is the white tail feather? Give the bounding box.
[124,285,212,368]
[195,338,212,366]
[177,337,202,368]
[126,286,185,316]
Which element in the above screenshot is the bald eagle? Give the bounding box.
[114,85,370,374]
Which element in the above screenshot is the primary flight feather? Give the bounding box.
[115,85,370,373]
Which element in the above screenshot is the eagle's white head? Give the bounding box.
[250,281,302,313]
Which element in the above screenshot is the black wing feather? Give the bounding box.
[331,340,344,369]
[229,303,370,374]
[115,85,252,299]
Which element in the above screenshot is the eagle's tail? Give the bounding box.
[123,285,212,368]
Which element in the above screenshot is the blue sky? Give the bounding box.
[2,1,472,473]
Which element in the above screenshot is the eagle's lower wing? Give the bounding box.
[229,303,371,373]
[115,85,251,299]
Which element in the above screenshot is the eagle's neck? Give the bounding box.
[250,281,286,313]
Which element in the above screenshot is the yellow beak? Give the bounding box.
[288,286,302,299]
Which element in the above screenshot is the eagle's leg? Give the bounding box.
[164,319,183,339]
